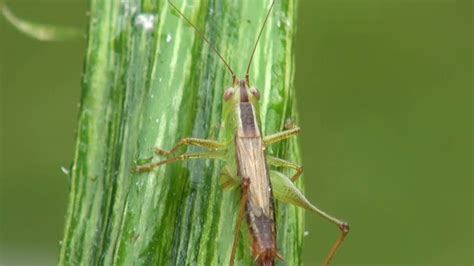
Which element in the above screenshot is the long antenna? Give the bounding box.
[245,0,276,80]
[168,1,235,78]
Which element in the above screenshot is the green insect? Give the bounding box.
[135,1,349,265]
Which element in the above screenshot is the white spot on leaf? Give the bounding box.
[135,14,157,32]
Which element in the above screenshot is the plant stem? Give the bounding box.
[59,0,301,265]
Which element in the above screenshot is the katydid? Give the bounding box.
[135,1,349,265]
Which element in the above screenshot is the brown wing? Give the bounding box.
[235,102,277,261]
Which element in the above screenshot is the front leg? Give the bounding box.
[134,151,226,173]
[155,138,226,156]
[263,127,300,146]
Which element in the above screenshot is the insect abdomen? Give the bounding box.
[247,203,277,266]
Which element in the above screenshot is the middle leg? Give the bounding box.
[267,156,303,182]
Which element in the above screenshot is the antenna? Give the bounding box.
[168,1,235,79]
[245,0,276,82]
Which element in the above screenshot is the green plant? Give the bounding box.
[59,0,302,264]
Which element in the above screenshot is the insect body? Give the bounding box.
[229,78,279,265]
[135,1,349,265]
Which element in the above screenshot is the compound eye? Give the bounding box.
[223,88,234,101]
[250,87,260,100]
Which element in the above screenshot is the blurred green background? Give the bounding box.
[0,0,471,265]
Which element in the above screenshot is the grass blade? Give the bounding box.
[59,0,301,264]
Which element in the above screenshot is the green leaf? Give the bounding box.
[59,0,302,265]
[1,1,83,41]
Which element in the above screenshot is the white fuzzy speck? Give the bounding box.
[166,34,172,43]
[135,14,156,31]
